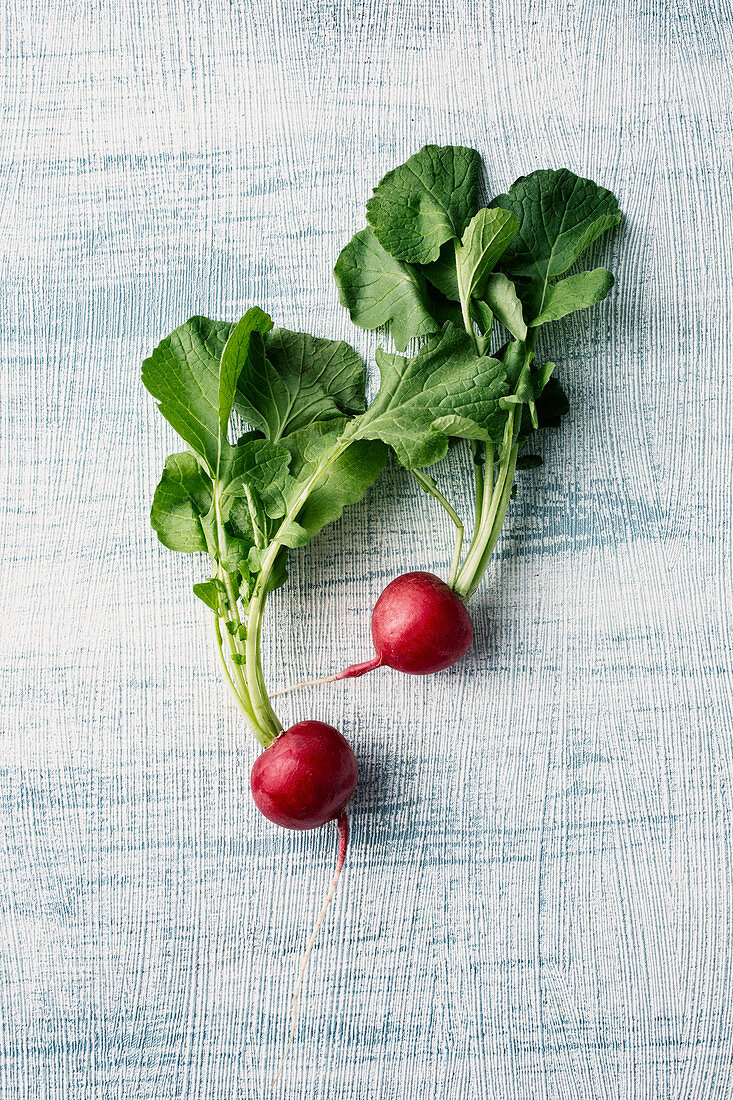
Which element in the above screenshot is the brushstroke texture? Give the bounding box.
[0,0,732,1096]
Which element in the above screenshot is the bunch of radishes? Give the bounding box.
[144,144,620,874]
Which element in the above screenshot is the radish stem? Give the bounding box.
[411,468,464,588]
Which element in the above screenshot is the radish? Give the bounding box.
[328,150,621,687]
[336,571,474,678]
[144,308,385,1076]
[250,721,358,829]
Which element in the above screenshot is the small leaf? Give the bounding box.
[483,274,527,342]
[492,169,620,323]
[431,414,492,441]
[280,422,388,544]
[151,452,212,554]
[193,578,227,612]
[220,438,293,544]
[346,324,509,468]
[143,309,272,477]
[470,299,494,338]
[219,307,274,440]
[492,169,621,282]
[501,339,528,391]
[334,227,440,351]
[529,269,614,327]
[455,207,519,301]
[532,361,556,397]
[230,653,244,665]
[366,145,481,264]
[142,317,234,474]
[276,517,310,548]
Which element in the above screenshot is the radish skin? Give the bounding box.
[250,721,358,829]
[337,571,474,679]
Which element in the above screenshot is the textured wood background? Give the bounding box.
[1,1,732,1097]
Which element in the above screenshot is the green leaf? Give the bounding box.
[483,273,527,341]
[235,328,366,441]
[143,317,233,473]
[518,375,570,449]
[151,452,212,553]
[423,208,519,311]
[142,310,273,475]
[225,420,386,562]
[366,145,481,264]
[221,438,293,542]
[455,207,519,302]
[430,413,494,440]
[422,240,460,300]
[346,323,508,469]
[492,169,621,321]
[470,300,494,343]
[529,269,614,327]
[470,302,493,355]
[193,578,228,612]
[281,423,388,543]
[502,355,557,430]
[333,227,440,351]
[219,308,274,431]
[500,339,528,391]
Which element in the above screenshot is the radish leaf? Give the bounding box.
[281,424,388,542]
[151,452,212,553]
[142,311,271,476]
[366,144,480,264]
[235,328,366,441]
[455,207,519,302]
[334,227,440,351]
[491,169,621,322]
[346,323,507,469]
[483,273,527,342]
[528,268,614,327]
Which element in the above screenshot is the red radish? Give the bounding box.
[253,721,356,1087]
[250,720,358,829]
[336,570,474,679]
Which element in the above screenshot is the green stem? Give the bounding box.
[209,484,276,746]
[241,441,351,748]
[244,580,282,746]
[453,331,537,601]
[412,468,465,588]
[221,575,249,687]
[454,438,519,600]
[460,293,479,355]
[212,613,269,742]
[472,439,488,534]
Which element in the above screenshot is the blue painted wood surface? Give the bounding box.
[1,1,732,1096]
